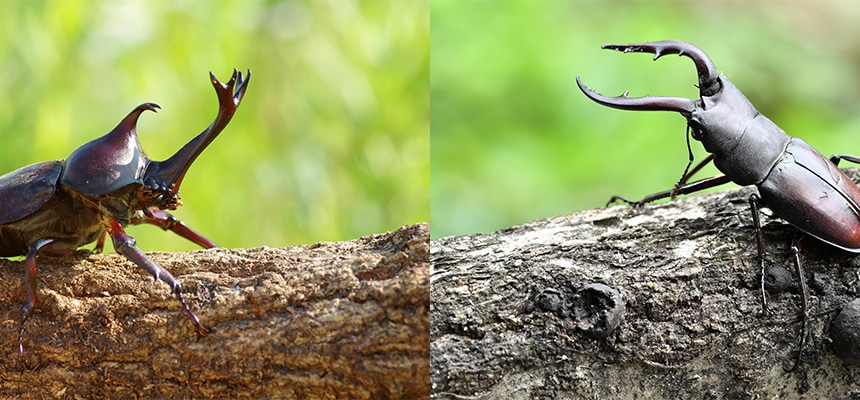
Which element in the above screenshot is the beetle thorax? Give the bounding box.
[691,78,791,186]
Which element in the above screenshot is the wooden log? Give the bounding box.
[0,223,429,399]
[431,171,860,399]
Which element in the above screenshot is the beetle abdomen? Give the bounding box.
[758,138,860,252]
[0,186,103,257]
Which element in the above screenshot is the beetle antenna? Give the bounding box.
[671,125,697,198]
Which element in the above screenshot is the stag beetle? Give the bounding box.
[0,69,250,355]
[577,41,860,368]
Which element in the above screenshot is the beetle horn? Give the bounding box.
[576,40,722,117]
[60,103,160,196]
[145,69,251,194]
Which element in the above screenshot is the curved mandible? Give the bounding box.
[603,41,721,96]
[576,41,722,117]
[576,76,696,118]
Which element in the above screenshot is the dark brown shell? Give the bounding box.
[0,160,63,224]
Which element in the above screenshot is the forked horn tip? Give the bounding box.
[143,102,160,112]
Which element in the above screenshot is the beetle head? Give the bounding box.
[60,70,250,213]
[60,103,159,197]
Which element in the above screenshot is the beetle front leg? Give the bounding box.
[607,174,732,207]
[606,153,730,207]
[104,217,209,336]
[94,231,106,253]
[142,208,217,249]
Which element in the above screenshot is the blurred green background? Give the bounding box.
[0,1,428,252]
[432,1,860,239]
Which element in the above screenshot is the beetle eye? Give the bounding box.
[688,119,704,140]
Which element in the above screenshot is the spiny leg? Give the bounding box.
[608,173,731,207]
[785,232,809,372]
[143,208,217,249]
[790,234,810,319]
[830,154,860,166]
[104,217,208,336]
[748,194,770,316]
[676,153,717,193]
[606,126,720,207]
[19,238,55,357]
[607,152,724,206]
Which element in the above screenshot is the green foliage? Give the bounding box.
[0,1,429,251]
[432,1,860,238]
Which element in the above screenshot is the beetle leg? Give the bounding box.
[607,174,731,207]
[142,208,218,249]
[829,154,860,166]
[19,237,55,356]
[94,231,106,254]
[789,234,810,317]
[104,217,209,336]
[784,232,809,373]
[748,194,770,316]
[607,146,723,207]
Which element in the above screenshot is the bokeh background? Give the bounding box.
[0,1,428,252]
[432,1,860,239]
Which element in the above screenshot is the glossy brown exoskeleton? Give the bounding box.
[0,69,250,355]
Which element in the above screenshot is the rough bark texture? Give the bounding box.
[0,222,429,399]
[431,170,860,399]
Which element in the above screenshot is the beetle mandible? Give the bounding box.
[577,41,860,366]
[0,69,250,355]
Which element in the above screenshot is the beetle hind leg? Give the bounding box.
[18,238,55,356]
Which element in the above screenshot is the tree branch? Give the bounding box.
[431,171,860,399]
[0,223,429,399]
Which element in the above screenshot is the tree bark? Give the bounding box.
[0,223,429,399]
[431,171,860,399]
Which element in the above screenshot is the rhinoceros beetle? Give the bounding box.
[577,41,860,369]
[0,69,250,355]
